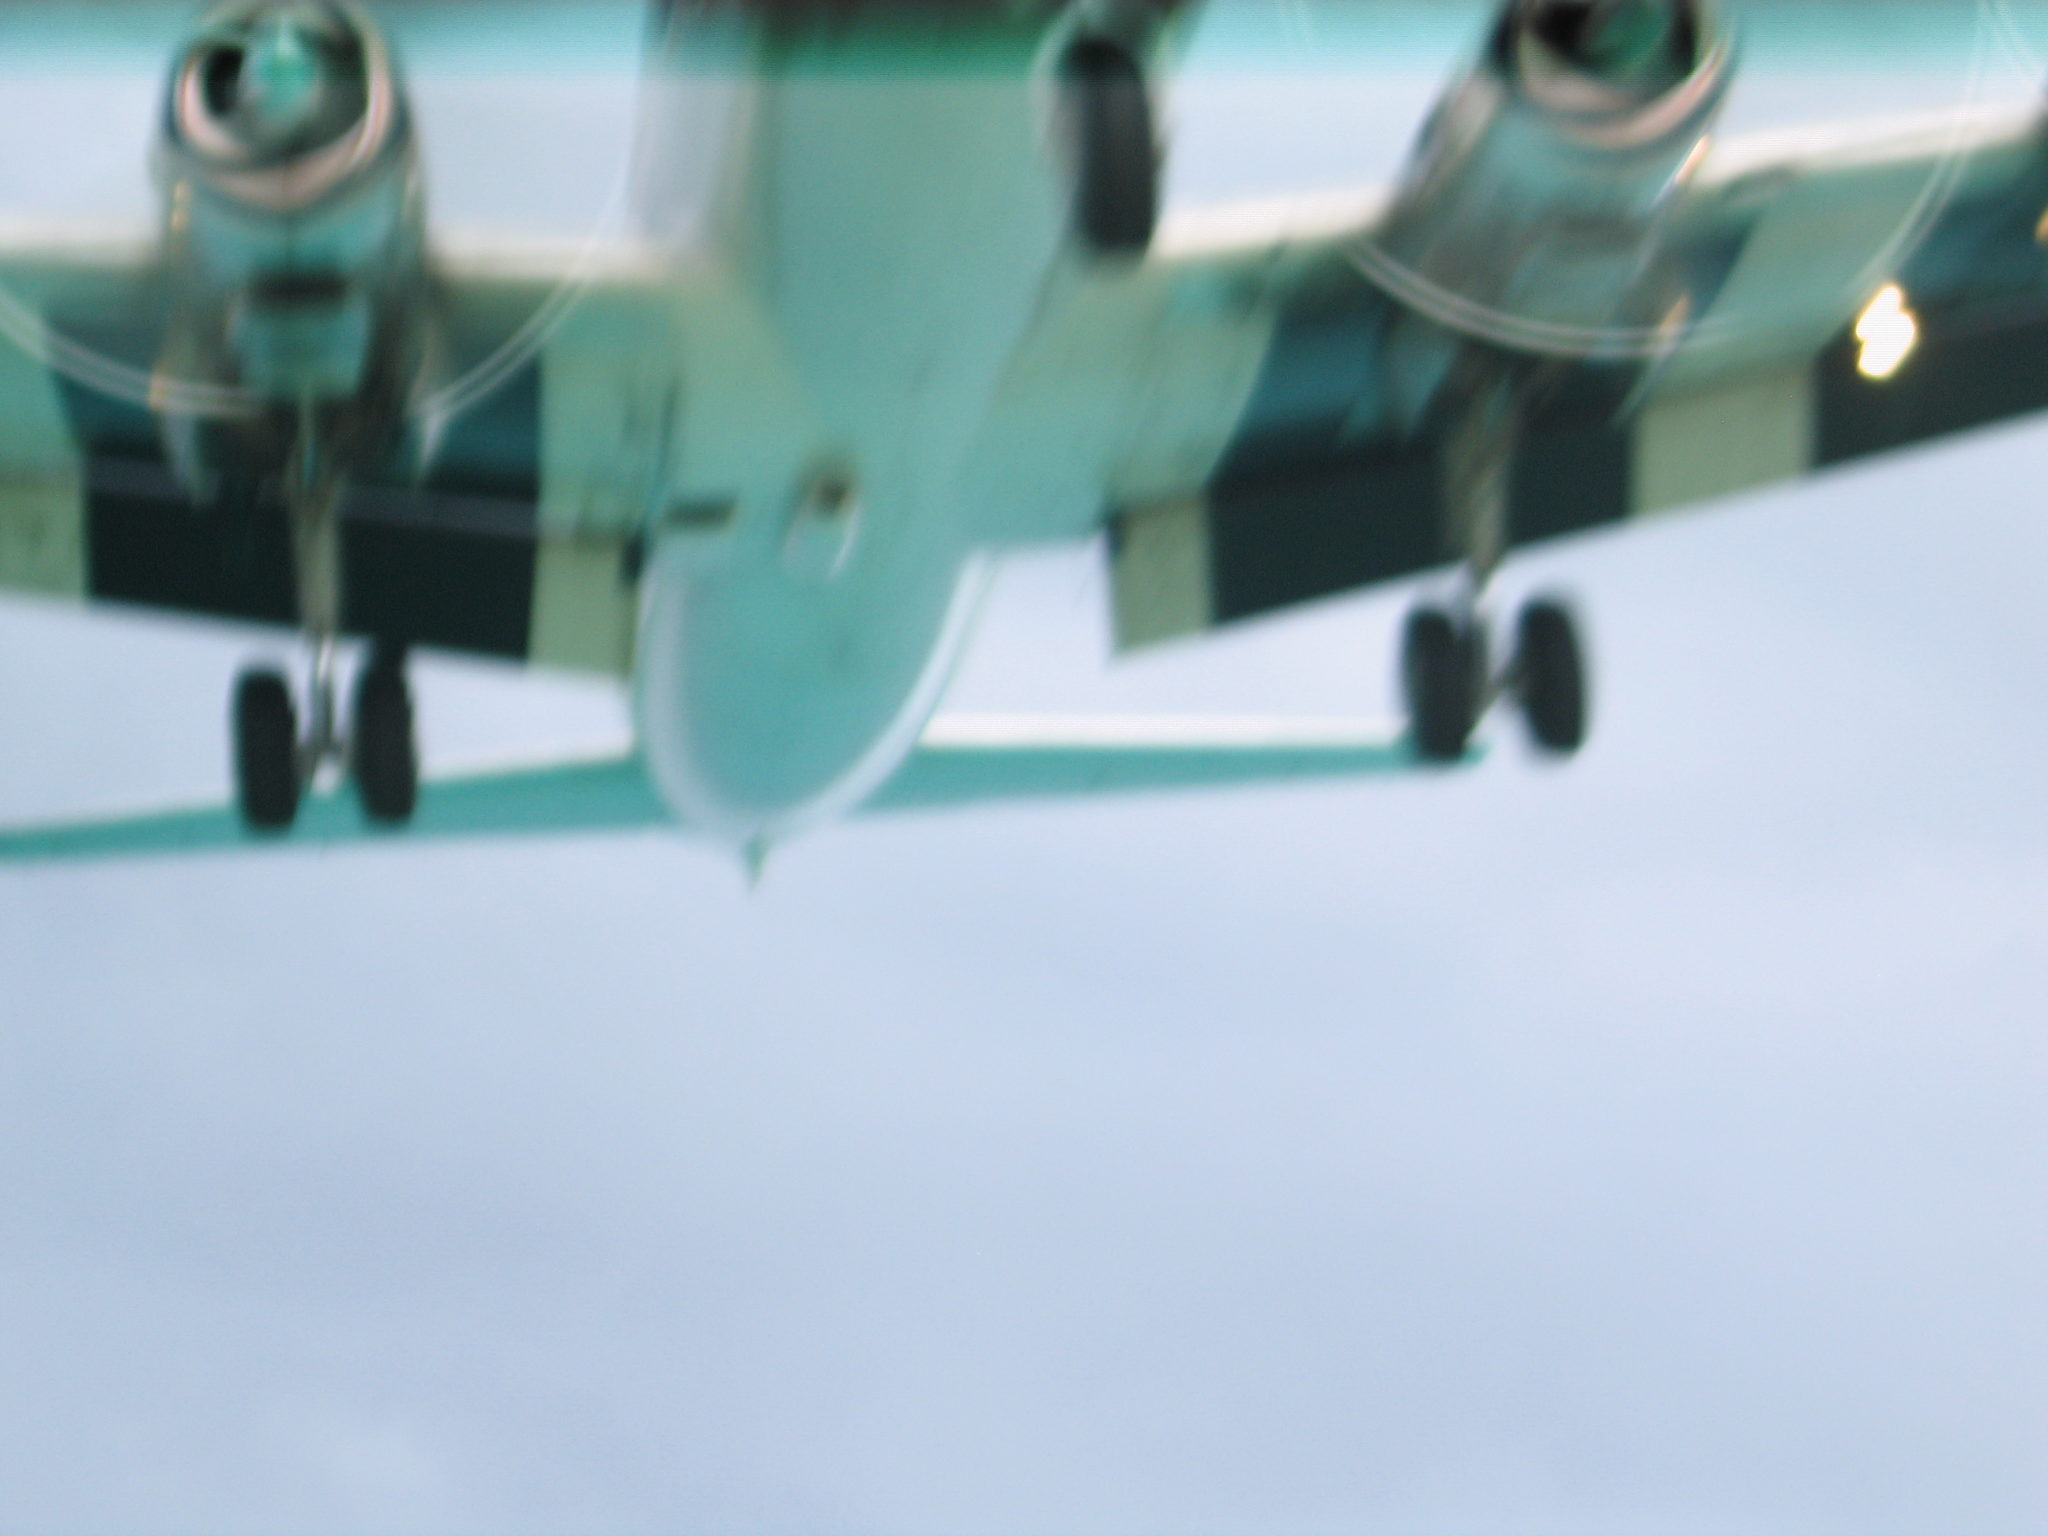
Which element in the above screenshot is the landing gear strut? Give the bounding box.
[229,642,418,833]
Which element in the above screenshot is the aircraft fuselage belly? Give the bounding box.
[635,537,981,845]
[627,7,1086,841]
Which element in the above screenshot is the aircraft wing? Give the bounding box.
[1007,97,2048,648]
[0,225,672,678]
[0,714,1435,864]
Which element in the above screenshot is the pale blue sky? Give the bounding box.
[0,6,2044,1534]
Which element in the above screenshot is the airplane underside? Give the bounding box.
[4,0,2048,860]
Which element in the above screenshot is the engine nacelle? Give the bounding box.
[1368,0,1732,357]
[155,0,425,402]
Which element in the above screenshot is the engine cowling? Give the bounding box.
[156,0,425,401]
[1367,0,1732,357]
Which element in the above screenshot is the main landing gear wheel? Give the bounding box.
[1515,597,1589,756]
[1401,596,1594,763]
[1402,606,1488,763]
[351,646,418,826]
[233,668,301,832]
[229,644,421,835]
[1061,36,1160,257]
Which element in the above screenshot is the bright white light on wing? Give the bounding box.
[1855,285,1920,381]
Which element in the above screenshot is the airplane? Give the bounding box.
[0,0,2042,862]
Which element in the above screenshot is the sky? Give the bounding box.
[0,5,2045,1535]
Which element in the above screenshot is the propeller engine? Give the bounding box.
[156,0,425,403]
[1368,0,1732,357]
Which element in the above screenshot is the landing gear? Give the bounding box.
[232,668,300,831]
[228,643,419,834]
[226,401,428,836]
[1514,597,1588,755]
[1059,34,1160,257]
[1403,606,1487,763]
[350,645,417,825]
[1399,595,1591,763]
[1402,353,1595,766]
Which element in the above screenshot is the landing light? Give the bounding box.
[1855,284,1919,381]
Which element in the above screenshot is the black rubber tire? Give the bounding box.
[1517,597,1590,756]
[1403,606,1485,764]
[1062,38,1160,257]
[233,669,300,832]
[351,651,418,825]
